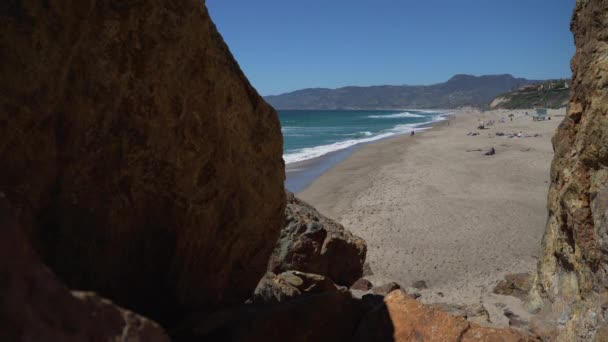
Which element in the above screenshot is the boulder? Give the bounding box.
[268,191,367,286]
[253,271,338,304]
[0,0,284,326]
[0,194,169,341]
[530,0,608,339]
[354,290,539,341]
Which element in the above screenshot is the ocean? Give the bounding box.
[280,109,449,192]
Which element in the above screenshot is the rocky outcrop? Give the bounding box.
[253,271,339,304]
[355,290,539,342]
[0,195,169,341]
[530,0,608,340]
[0,0,284,326]
[268,191,367,286]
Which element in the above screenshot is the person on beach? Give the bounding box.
[410,130,415,136]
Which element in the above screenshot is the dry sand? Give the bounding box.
[298,108,564,327]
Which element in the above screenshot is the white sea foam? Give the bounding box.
[367,111,425,119]
[342,131,373,137]
[283,111,448,164]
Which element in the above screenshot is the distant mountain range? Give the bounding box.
[264,74,541,109]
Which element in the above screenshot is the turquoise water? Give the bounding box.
[279,109,447,164]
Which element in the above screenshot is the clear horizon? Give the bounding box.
[207,0,576,96]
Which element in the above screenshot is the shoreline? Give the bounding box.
[285,113,452,193]
[297,108,564,327]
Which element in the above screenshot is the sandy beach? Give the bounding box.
[298,108,564,326]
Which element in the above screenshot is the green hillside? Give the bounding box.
[489,79,570,109]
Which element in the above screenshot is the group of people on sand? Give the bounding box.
[495,131,524,138]
[477,119,496,130]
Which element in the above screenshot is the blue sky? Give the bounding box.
[207,0,576,96]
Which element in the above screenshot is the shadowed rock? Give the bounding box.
[177,291,365,341]
[253,271,338,304]
[0,0,285,326]
[0,195,169,341]
[268,191,367,286]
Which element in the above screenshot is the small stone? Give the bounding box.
[351,278,373,291]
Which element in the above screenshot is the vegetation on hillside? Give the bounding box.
[489,79,570,109]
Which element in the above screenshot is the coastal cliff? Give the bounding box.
[0,0,285,325]
[530,0,608,340]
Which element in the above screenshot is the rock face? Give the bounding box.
[0,0,285,325]
[530,0,608,340]
[268,191,367,286]
[355,290,539,342]
[0,195,169,341]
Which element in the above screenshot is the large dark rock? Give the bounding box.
[0,195,169,341]
[268,191,367,286]
[530,0,608,340]
[0,0,284,325]
[179,291,365,341]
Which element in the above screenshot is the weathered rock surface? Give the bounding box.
[530,0,608,340]
[493,273,533,301]
[0,195,169,341]
[429,303,491,324]
[354,290,539,342]
[268,191,367,286]
[0,0,284,325]
[253,271,338,304]
[372,282,402,296]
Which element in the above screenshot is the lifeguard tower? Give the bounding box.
[533,108,548,121]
